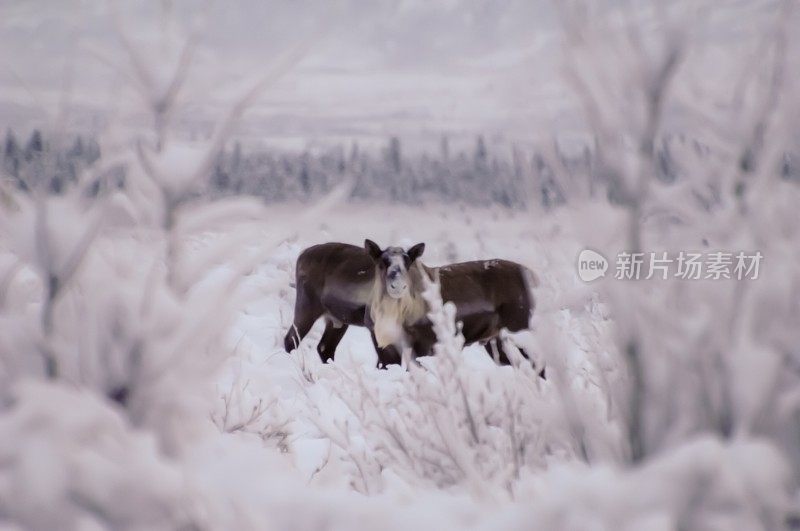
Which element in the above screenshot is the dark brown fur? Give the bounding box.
[407,260,539,368]
[283,243,377,363]
[284,241,543,375]
[364,240,544,376]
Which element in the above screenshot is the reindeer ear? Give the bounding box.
[407,242,425,262]
[364,239,382,261]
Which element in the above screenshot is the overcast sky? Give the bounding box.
[0,0,785,152]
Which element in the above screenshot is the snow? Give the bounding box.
[1,1,799,527]
[1,196,794,529]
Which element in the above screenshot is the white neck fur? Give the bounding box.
[369,263,427,348]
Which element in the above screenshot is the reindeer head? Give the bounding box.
[365,239,425,299]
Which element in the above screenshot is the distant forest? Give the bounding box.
[3,128,798,208]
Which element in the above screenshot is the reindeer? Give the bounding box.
[363,239,543,375]
[284,240,542,374]
[283,242,394,366]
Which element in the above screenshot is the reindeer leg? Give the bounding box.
[317,320,348,363]
[487,339,546,380]
[483,340,497,363]
[518,347,546,380]
[498,341,512,365]
[382,345,403,367]
[284,314,318,353]
[284,282,321,353]
[369,330,402,368]
[484,339,512,365]
[369,330,385,368]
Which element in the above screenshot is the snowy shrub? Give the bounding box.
[0,1,799,530]
[507,436,791,530]
[301,270,613,497]
[547,0,800,482]
[0,380,203,530]
[0,12,277,455]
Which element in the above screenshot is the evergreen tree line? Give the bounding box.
[210,133,800,207]
[210,135,579,208]
[1,128,117,196]
[5,128,798,207]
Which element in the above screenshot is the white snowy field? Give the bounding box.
[0,195,794,530]
[218,201,601,480]
[2,0,799,527]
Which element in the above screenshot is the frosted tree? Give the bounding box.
[546,0,800,486]
[0,3,342,527]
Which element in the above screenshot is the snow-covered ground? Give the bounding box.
[2,0,799,527]
[0,194,794,529]
[176,201,786,530]
[218,202,597,481]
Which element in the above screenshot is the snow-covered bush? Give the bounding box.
[0,1,798,530]
[297,268,614,497]
[311,311,564,495]
[0,380,203,530]
[547,0,800,478]
[0,6,277,455]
